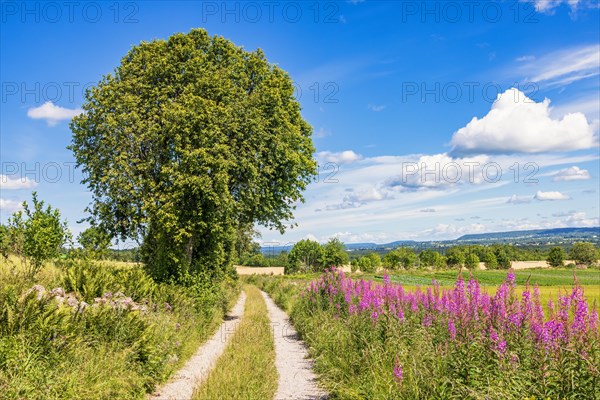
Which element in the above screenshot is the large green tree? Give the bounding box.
[570,242,598,266]
[70,29,316,281]
[320,238,349,268]
[286,239,322,274]
[77,226,112,260]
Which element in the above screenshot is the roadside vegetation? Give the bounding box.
[0,255,238,399]
[194,285,277,400]
[251,268,600,399]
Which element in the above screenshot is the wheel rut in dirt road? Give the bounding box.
[260,291,328,400]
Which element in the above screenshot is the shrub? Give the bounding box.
[7,193,71,277]
[547,247,565,267]
[464,253,480,270]
[570,242,598,266]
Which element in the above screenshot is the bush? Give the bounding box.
[7,193,71,277]
[464,253,480,270]
[547,247,565,267]
[570,242,598,266]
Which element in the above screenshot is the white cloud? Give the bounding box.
[450,88,596,154]
[0,198,22,214]
[326,187,391,210]
[27,101,83,126]
[368,104,386,112]
[563,211,599,227]
[516,55,535,62]
[552,166,591,181]
[313,127,331,139]
[517,44,600,87]
[428,223,486,238]
[526,0,598,14]
[0,175,37,190]
[534,190,570,201]
[507,194,532,204]
[317,150,362,165]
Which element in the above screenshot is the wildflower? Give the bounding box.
[371,310,379,321]
[448,319,457,340]
[393,356,403,385]
[165,302,172,311]
[497,340,507,354]
[383,273,390,285]
[506,270,516,286]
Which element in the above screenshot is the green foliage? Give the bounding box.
[495,249,511,270]
[286,239,322,274]
[70,28,316,282]
[547,247,566,267]
[77,226,112,260]
[383,247,417,270]
[464,253,480,270]
[570,242,598,265]
[483,251,498,270]
[0,225,9,259]
[418,250,445,269]
[358,256,375,273]
[7,193,71,277]
[350,259,359,273]
[320,238,349,268]
[445,247,465,268]
[367,253,381,269]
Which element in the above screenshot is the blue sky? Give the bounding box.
[1,0,599,246]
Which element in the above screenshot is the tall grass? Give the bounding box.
[0,257,239,399]
[256,270,600,399]
[194,284,278,400]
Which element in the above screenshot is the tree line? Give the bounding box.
[237,238,600,273]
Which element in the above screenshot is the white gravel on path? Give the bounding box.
[148,291,247,400]
[261,291,328,400]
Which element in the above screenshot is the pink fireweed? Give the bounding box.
[393,356,403,386]
[306,267,599,364]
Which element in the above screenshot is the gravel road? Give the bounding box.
[261,291,328,400]
[148,291,247,400]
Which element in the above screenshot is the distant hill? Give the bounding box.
[457,227,600,242]
[261,227,599,254]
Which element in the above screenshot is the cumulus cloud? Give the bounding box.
[326,187,391,210]
[0,175,37,190]
[384,153,492,190]
[27,101,83,126]
[317,150,362,165]
[450,89,596,155]
[0,198,22,214]
[552,166,591,181]
[534,190,570,201]
[507,194,532,204]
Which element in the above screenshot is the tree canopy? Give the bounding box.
[70,29,316,281]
